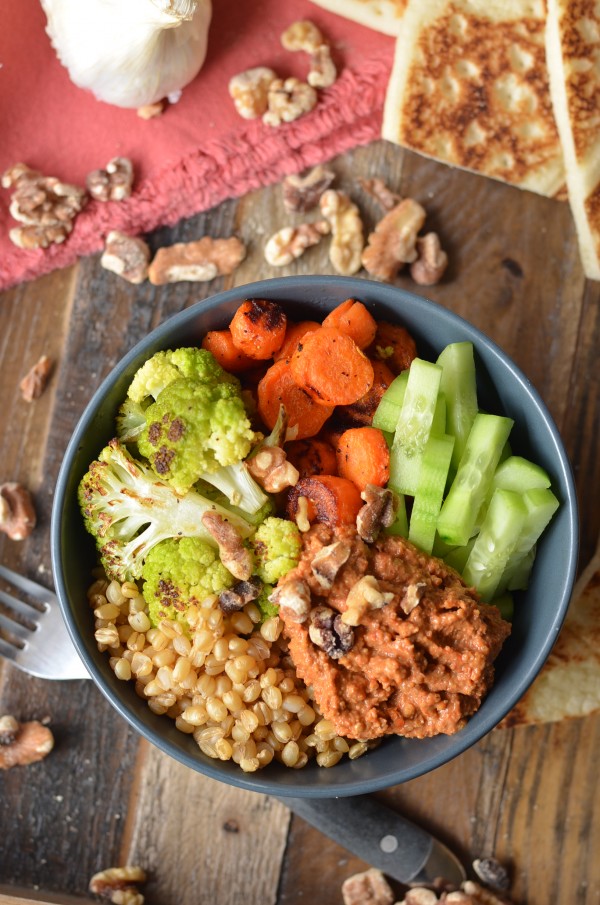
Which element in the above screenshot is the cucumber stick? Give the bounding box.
[437,413,513,546]
[408,433,455,554]
[462,488,527,601]
[492,456,551,492]
[436,342,478,470]
[388,359,442,496]
[499,487,560,592]
[372,371,408,432]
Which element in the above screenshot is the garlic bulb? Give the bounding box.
[41,0,212,109]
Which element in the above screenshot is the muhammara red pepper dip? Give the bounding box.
[275,524,511,740]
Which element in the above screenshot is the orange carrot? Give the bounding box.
[229,299,287,360]
[368,321,417,374]
[286,439,338,479]
[286,475,363,527]
[290,327,374,407]
[336,427,390,491]
[274,320,321,362]
[202,329,257,374]
[322,299,377,350]
[339,359,395,425]
[257,359,333,440]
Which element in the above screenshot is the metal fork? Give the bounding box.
[0,563,89,680]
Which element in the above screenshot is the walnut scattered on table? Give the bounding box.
[0,716,54,769]
[101,231,150,284]
[319,188,365,276]
[263,77,318,127]
[0,482,37,541]
[264,221,330,266]
[89,866,147,905]
[282,165,336,213]
[20,354,54,402]
[229,67,278,119]
[147,236,246,285]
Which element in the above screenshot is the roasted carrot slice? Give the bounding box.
[286,439,338,479]
[322,299,378,350]
[368,321,417,374]
[336,427,390,491]
[286,475,363,527]
[229,299,287,360]
[274,320,321,362]
[201,329,256,374]
[257,359,333,440]
[339,359,395,425]
[290,327,374,406]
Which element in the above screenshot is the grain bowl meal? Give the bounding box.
[78,295,559,773]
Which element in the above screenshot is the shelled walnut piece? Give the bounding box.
[362,198,427,281]
[89,866,147,905]
[229,67,278,119]
[101,231,150,284]
[319,189,365,275]
[263,77,318,127]
[280,19,337,89]
[147,236,246,285]
[0,716,54,769]
[264,220,330,266]
[2,163,87,250]
[86,157,134,202]
[410,233,449,286]
[20,354,53,402]
[0,482,36,541]
[282,165,336,213]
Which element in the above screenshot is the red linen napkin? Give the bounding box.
[0,0,393,291]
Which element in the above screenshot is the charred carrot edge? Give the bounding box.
[336,427,390,491]
[202,329,257,374]
[322,299,377,350]
[274,320,321,362]
[286,475,363,527]
[229,299,287,360]
[285,439,338,479]
[368,321,417,375]
[338,359,396,425]
[290,327,375,407]
[257,359,334,440]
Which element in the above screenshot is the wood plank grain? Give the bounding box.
[119,740,290,905]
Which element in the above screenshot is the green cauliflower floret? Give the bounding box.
[116,398,147,444]
[252,517,302,585]
[127,348,237,405]
[142,536,234,628]
[78,439,252,582]
[138,378,257,496]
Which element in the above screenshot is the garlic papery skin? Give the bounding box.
[40,0,212,109]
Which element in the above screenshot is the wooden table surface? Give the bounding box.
[0,140,599,905]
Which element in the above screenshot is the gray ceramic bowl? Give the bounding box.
[51,276,578,798]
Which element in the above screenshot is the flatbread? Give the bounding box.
[307,0,408,36]
[382,0,566,197]
[498,541,600,728]
[545,0,600,280]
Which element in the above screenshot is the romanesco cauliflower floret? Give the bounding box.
[141,536,234,628]
[252,517,301,585]
[137,378,257,496]
[78,439,252,582]
[127,348,237,405]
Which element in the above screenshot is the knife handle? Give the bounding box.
[276,794,465,886]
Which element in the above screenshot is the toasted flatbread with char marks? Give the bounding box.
[546,0,600,280]
[382,0,566,197]
[307,0,408,36]
[498,540,600,728]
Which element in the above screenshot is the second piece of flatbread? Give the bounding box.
[546,0,600,280]
[307,0,408,36]
[382,0,566,197]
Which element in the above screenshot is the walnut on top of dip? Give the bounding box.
[278,524,511,740]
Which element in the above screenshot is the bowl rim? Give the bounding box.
[51,275,579,797]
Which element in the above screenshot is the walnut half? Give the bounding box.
[0,717,54,770]
[0,482,36,541]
